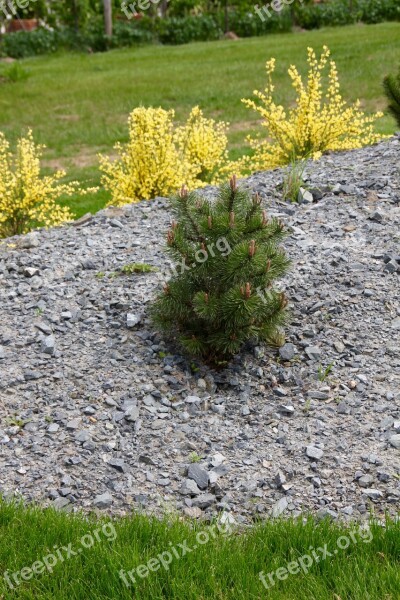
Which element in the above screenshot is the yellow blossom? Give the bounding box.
[0,130,84,239]
[99,106,229,207]
[235,46,386,172]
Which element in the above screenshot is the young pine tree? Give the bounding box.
[151,176,290,365]
[383,68,400,128]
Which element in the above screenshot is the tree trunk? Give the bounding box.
[224,0,229,33]
[103,0,112,37]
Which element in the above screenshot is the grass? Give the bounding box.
[0,21,399,218]
[0,500,399,599]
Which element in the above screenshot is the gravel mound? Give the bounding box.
[0,138,399,523]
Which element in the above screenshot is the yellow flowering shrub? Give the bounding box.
[99,106,229,206]
[238,46,386,172]
[0,130,83,239]
[175,106,228,184]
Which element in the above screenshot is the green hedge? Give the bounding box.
[294,0,400,29]
[0,0,399,59]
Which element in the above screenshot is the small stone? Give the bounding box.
[75,431,91,444]
[191,493,215,509]
[93,492,113,509]
[305,346,322,360]
[183,507,203,518]
[185,395,201,404]
[18,233,39,248]
[271,497,288,517]
[389,434,400,449]
[273,386,288,397]
[307,391,330,400]
[279,343,296,361]
[377,470,390,483]
[274,471,286,487]
[363,489,383,500]
[127,313,141,328]
[210,453,226,468]
[124,406,140,422]
[24,267,39,277]
[41,335,55,356]
[179,479,201,496]
[384,260,398,274]
[369,210,384,223]
[47,423,59,434]
[306,445,324,460]
[358,474,374,488]
[53,497,71,511]
[108,458,126,473]
[187,464,209,490]
[297,187,313,204]
[278,404,294,415]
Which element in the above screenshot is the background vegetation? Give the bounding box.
[0,22,398,218]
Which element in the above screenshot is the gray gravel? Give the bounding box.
[0,137,399,524]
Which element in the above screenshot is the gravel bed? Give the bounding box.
[0,138,399,524]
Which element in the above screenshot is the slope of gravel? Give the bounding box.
[0,138,399,524]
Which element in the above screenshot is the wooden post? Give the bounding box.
[103,0,112,37]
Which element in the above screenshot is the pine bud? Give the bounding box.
[265,259,271,272]
[249,239,256,257]
[163,284,170,295]
[262,211,268,226]
[253,192,261,206]
[208,216,212,229]
[201,242,206,251]
[280,292,288,309]
[245,282,251,299]
[171,220,178,230]
[167,230,175,245]
[230,174,237,192]
[229,211,235,228]
[179,185,188,198]
[204,292,209,303]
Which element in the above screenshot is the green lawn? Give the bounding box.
[0,500,399,599]
[0,22,399,217]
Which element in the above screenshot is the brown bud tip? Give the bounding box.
[262,210,268,226]
[204,292,209,303]
[280,292,288,309]
[230,174,237,192]
[179,185,188,198]
[201,242,206,251]
[167,230,175,245]
[229,211,235,228]
[249,239,256,257]
[266,259,271,272]
[245,282,251,299]
[253,192,261,206]
[240,286,244,296]
[163,284,170,295]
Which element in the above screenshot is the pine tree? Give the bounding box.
[383,67,400,128]
[151,176,290,365]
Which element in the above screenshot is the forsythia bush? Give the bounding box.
[99,106,229,206]
[0,130,84,238]
[237,46,385,171]
[175,106,228,184]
